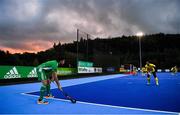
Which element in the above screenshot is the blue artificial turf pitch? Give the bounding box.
[27,73,180,113]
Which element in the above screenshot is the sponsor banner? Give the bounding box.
[157,69,171,72]
[0,66,37,79]
[57,68,76,76]
[78,61,93,67]
[165,69,170,72]
[0,66,76,79]
[78,67,95,73]
[119,68,127,73]
[106,67,115,72]
[94,67,102,73]
[78,67,102,73]
[4,67,21,79]
[157,69,162,72]
[27,68,37,78]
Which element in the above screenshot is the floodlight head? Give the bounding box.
[136,32,144,37]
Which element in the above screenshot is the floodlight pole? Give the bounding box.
[87,34,89,61]
[139,36,142,71]
[77,29,79,67]
[136,32,143,73]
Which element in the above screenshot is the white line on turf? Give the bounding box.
[21,74,179,114]
[21,74,128,94]
[77,100,179,114]
[21,92,179,114]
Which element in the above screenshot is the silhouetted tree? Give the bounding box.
[0,33,180,69]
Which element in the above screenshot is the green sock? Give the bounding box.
[147,77,150,83]
[155,77,159,84]
[46,84,51,96]
[39,85,46,101]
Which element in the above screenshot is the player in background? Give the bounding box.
[36,59,65,104]
[132,66,137,76]
[171,66,178,76]
[141,67,147,76]
[145,61,159,85]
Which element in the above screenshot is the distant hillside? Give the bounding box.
[0,33,180,69]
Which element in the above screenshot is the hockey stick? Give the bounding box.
[59,89,76,103]
[52,81,76,103]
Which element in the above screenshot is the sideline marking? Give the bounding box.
[21,93,178,114]
[21,74,179,114]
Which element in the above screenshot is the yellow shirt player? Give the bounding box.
[171,66,178,76]
[145,61,159,85]
[141,67,147,76]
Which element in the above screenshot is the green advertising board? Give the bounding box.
[57,68,77,76]
[78,61,93,67]
[0,66,37,79]
[0,66,77,79]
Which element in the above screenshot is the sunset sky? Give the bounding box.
[0,0,179,53]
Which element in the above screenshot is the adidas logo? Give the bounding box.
[27,68,37,78]
[4,67,21,79]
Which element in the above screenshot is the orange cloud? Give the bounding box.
[0,40,53,54]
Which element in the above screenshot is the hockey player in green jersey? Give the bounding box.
[37,59,65,104]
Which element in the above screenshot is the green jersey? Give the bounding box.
[37,60,58,81]
[38,60,58,72]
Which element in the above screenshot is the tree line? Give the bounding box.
[0,33,180,69]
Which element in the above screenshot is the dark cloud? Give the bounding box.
[0,0,179,53]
